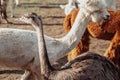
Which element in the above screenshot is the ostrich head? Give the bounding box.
[77,0,110,25]
[17,13,42,29]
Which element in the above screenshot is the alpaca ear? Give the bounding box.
[77,0,91,5]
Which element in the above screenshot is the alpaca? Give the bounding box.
[60,0,116,15]
[64,9,120,69]
[24,13,120,80]
[0,0,19,23]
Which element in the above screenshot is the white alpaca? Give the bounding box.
[60,0,116,15]
[0,0,109,79]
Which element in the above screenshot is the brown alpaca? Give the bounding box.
[64,9,120,69]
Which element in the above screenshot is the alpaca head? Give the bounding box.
[17,13,42,29]
[78,0,110,25]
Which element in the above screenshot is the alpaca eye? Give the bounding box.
[94,10,102,13]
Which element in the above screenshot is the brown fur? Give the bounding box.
[64,9,120,69]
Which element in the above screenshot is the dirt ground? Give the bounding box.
[0,0,120,80]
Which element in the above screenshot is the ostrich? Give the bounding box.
[21,13,120,80]
[0,0,110,79]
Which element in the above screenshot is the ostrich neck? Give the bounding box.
[34,24,52,78]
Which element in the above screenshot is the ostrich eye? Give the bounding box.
[31,16,36,21]
[94,10,102,13]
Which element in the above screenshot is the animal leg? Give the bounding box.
[104,31,120,69]
[2,9,9,23]
[19,70,31,80]
[1,0,10,23]
[10,0,14,17]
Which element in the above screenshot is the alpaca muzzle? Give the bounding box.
[104,15,110,21]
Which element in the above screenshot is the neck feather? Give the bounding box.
[36,22,53,78]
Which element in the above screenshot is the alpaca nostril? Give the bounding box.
[106,15,110,18]
[104,15,110,20]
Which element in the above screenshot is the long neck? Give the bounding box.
[34,21,53,78]
[52,9,90,61]
[45,8,92,62]
[61,8,91,53]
